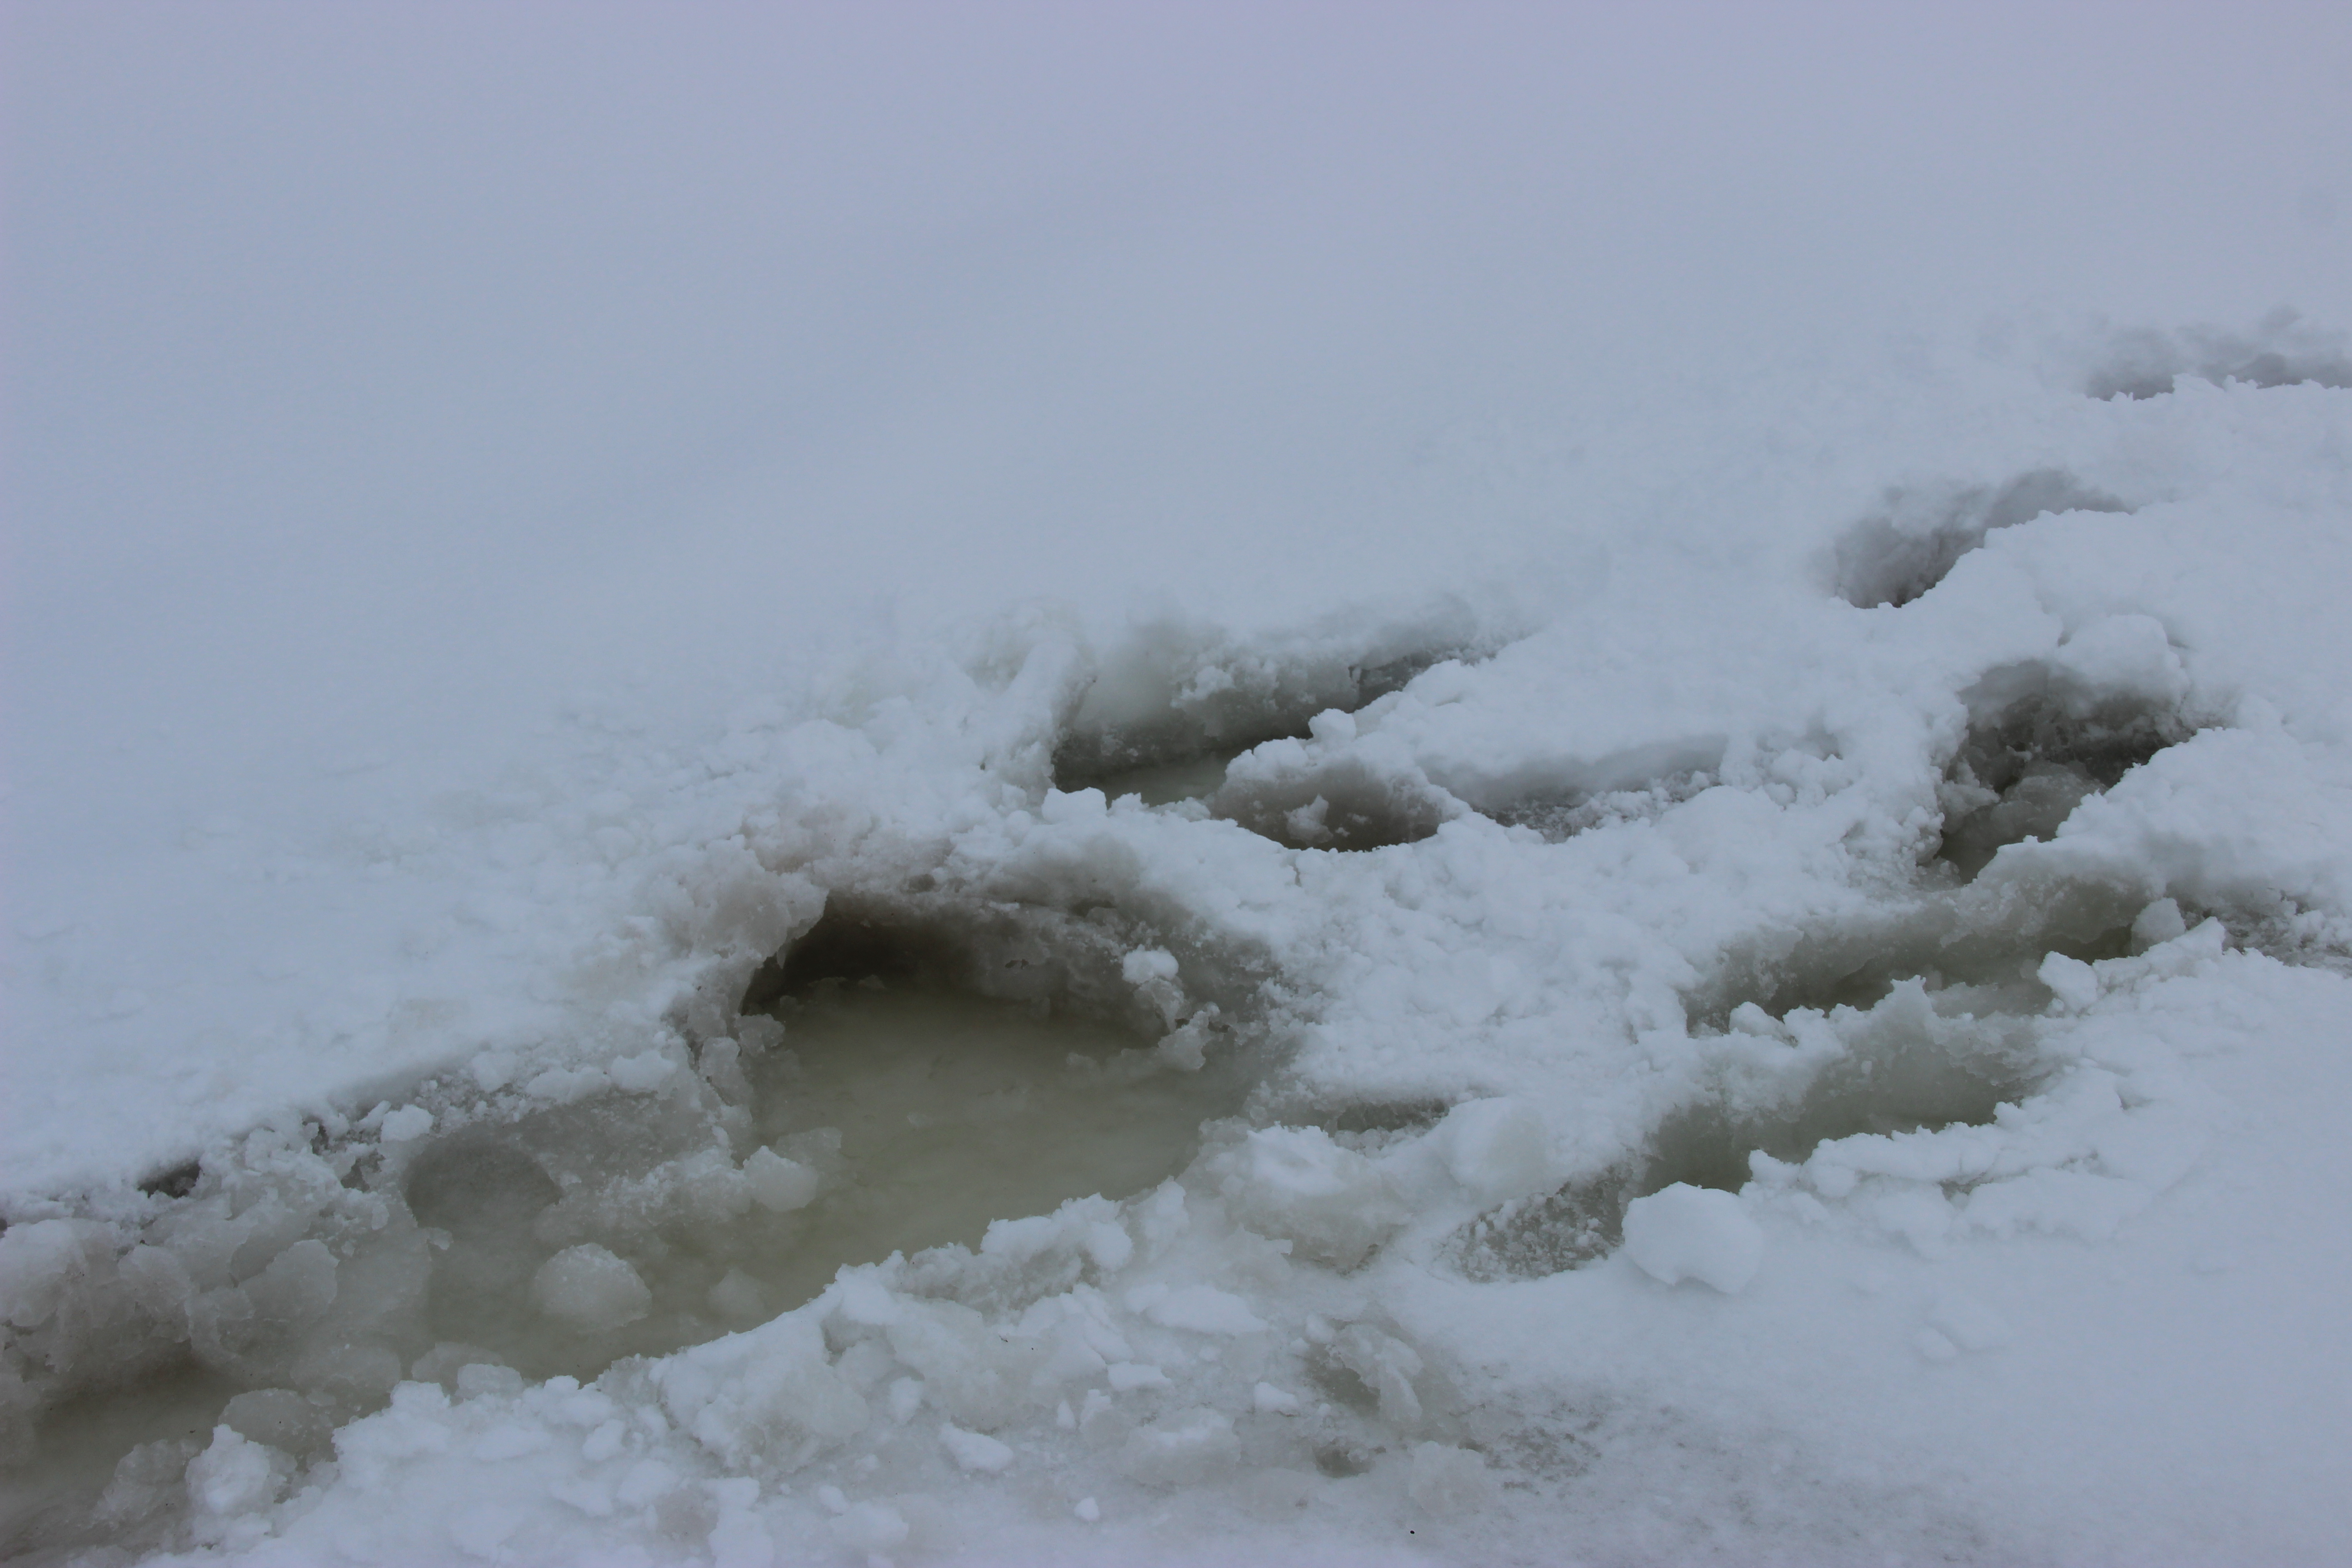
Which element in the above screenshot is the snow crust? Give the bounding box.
[8,6,2352,1565]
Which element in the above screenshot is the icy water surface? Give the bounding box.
[2,984,1246,1564]
[737,984,1249,1309]
[1082,750,1238,805]
[407,984,1248,1383]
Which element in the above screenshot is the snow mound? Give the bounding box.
[1620,1183,1764,1294]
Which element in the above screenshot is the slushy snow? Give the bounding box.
[8,336,2352,1568]
[7,6,2352,1566]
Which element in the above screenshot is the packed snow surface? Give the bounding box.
[7,6,2352,1566]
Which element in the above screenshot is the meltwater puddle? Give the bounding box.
[736,985,1249,1311]
[2,984,1247,1565]
[412,985,1248,1386]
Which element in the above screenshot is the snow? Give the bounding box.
[1620,1185,1766,1295]
[6,3,2352,1565]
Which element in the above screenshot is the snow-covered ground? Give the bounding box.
[6,7,2352,1565]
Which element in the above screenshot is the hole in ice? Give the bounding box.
[1206,751,1458,852]
[1931,670,2191,882]
[1453,867,2186,1283]
[1064,723,1463,854]
[2080,310,2352,400]
[136,1161,202,1202]
[1077,745,1254,807]
[1829,469,2129,609]
[737,984,1247,1308]
[3,900,1253,1558]
[1323,1099,1453,1137]
[1481,769,1717,843]
[1052,621,1484,803]
[401,926,1246,1385]
[1450,972,2053,1282]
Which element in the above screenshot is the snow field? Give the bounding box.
[4,329,2351,1563]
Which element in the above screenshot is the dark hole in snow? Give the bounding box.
[1207,756,1456,852]
[1452,877,2180,1285]
[136,1161,202,1201]
[738,905,970,1009]
[739,894,1258,1028]
[9,896,1259,1558]
[1482,771,1716,843]
[2081,313,2352,401]
[1450,973,2053,1283]
[1932,684,2191,882]
[1052,635,1479,801]
[1713,906,2137,1029]
[1830,469,2130,609]
[1078,745,1255,808]
[1323,1100,1453,1137]
[729,983,1248,1319]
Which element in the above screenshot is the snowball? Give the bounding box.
[1307,708,1357,744]
[1408,1442,1499,1515]
[2133,897,2189,948]
[1120,947,1180,984]
[2050,614,2188,705]
[2038,952,2102,1011]
[939,1421,1014,1473]
[1621,1183,1764,1294]
[1074,1496,1101,1522]
[742,1147,820,1212]
[378,1104,434,1142]
[530,1244,652,1331]
[1252,1382,1301,1415]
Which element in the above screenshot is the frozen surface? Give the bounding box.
[7,5,2352,1566]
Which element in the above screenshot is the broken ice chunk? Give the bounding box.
[529,1244,652,1331]
[378,1105,435,1142]
[939,1421,1015,1473]
[741,1146,820,1212]
[2038,952,2102,1011]
[220,1388,334,1460]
